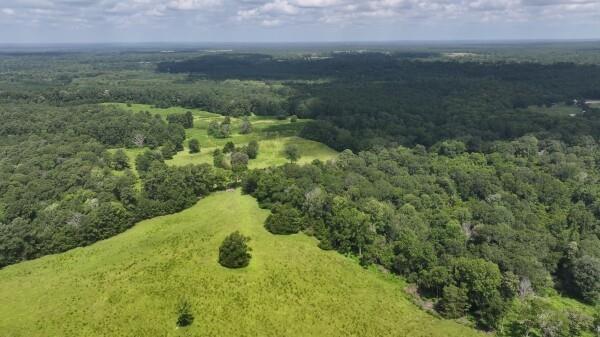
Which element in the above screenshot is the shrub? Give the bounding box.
[219,231,252,268]
[176,299,194,327]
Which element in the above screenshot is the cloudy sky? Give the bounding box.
[0,0,599,43]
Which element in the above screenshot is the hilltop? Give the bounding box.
[0,190,483,337]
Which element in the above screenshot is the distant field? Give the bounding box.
[105,103,338,169]
[0,191,483,337]
[526,103,582,117]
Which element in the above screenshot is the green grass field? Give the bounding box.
[0,191,483,337]
[105,103,338,169]
[526,103,581,117]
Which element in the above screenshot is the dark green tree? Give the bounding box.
[223,141,235,153]
[573,255,600,304]
[219,231,252,268]
[439,285,470,319]
[111,149,130,170]
[246,140,259,159]
[188,139,200,154]
[265,204,302,234]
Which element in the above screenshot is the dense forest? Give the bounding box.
[2,45,600,335]
[0,103,231,267]
[244,137,600,332]
[158,53,600,150]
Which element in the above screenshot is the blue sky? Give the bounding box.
[0,0,599,43]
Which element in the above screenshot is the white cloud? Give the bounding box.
[1,0,600,41]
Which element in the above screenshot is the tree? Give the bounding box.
[284,144,300,163]
[246,140,259,159]
[135,150,164,173]
[240,117,253,134]
[176,299,194,327]
[231,152,249,172]
[111,149,130,170]
[572,255,600,304]
[223,141,235,153]
[265,204,302,234]
[218,231,251,268]
[161,142,177,160]
[439,285,470,319]
[213,149,228,169]
[188,138,200,154]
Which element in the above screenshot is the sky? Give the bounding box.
[0,0,599,43]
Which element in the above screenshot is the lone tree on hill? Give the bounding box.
[284,144,301,163]
[219,231,252,268]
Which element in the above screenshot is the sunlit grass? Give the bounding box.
[0,190,484,337]
[107,103,338,169]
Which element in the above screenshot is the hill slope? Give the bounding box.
[0,191,483,337]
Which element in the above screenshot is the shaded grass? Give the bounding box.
[0,190,483,337]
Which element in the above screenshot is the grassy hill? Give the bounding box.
[104,103,338,169]
[0,190,483,337]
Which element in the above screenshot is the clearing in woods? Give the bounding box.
[105,103,338,169]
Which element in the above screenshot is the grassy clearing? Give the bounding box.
[526,103,581,117]
[0,191,483,337]
[107,103,338,169]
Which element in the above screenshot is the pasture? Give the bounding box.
[0,191,483,337]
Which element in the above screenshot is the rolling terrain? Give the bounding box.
[0,190,483,337]
[105,103,338,169]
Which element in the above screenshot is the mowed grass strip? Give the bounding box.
[0,191,483,337]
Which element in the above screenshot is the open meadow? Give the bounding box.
[0,190,484,337]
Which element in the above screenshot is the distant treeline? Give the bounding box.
[158,53,600,150]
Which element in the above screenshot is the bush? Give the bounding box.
[176,299,194,327]
[188,138,200,154]
[219,231,252,268]
[265,204,302,234]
